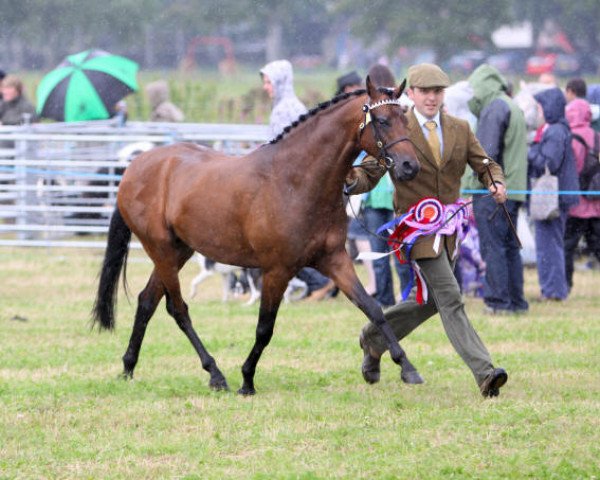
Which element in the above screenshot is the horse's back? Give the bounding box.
[118,143,223,234]
[117,142,271,263]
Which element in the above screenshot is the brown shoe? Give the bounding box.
[479,368,508,398]
[359,334,381,384]
[308,280,335,301]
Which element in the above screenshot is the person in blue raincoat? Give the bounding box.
[527,87,579,301]
[586,84,600,132]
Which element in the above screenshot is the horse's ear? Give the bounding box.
[396,79,407,98]
[366,75,376,98]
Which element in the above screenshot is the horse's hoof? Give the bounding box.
[209,377,230,392]
[237,386,256,396]
[401,370,425,385]
[119,371,133,381]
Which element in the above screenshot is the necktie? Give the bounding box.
[425,120,441,165]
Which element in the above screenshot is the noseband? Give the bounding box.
[359,98,413,170]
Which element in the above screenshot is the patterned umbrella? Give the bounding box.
[36,49,139,122]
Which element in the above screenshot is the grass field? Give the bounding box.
[1,247,599,479]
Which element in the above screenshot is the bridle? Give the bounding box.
[358,97,413,170]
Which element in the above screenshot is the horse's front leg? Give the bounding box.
[319,250,420,380]
[238,269,290,396]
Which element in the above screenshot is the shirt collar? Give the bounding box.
[413,108,441,128]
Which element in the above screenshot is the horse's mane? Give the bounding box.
[269,88,367,144]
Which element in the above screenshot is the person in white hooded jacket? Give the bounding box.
[260,59,307,138]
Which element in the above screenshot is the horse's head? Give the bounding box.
[358,76,420,182]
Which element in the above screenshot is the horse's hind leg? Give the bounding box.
[319,250,421,380]
[122,270,164,378]
[158,247,229,391]
[238,270,290,395]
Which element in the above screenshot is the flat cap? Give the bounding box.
[408,63,450,88]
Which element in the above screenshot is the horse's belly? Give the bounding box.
[170,201,260,268]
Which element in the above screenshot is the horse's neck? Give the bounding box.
[274,97,363,193]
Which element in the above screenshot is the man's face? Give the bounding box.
[407,86,445,118]
[262,74,274,99]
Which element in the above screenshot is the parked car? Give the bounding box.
[553,53,582,76]
[525,53,556,76]
[525,51,598,77]
[486,50,529,74]
[444,50,487,75]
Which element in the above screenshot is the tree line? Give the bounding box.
[0,0,597,71]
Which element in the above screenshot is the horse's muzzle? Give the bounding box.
[391,154,420,182]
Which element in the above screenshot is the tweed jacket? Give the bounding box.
[347,108,505,260]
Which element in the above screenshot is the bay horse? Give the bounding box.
[92,75,421,395]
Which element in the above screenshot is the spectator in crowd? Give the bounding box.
[348,63,509,397]
[538,73,557,87]
[466,64,529,315]
[361,165,411,307]
[457,206,486,297]
[565,78,587,104]
[0,69,6,100]
[527,88,579,301]
[145,80,185,123]
[0,75,37,125]
[587,84,600,132]
[564,98,600,290]
[260,59,336,300]
[335,70,362,96]
[113,100,128,126]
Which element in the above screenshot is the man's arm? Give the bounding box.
[466,126,507,203]
[345,155,387,194]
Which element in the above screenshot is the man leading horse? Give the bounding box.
[346,63,509,398]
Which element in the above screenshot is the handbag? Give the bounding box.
[530,166,560,221]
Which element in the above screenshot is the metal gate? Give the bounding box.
[0,120,270,248]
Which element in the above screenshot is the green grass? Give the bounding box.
[1,247,599,479]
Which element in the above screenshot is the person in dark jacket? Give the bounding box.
[528,87,579,301]
[0,75,36,125]
[467,64,529,315]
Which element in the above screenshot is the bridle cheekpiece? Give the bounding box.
[359,97,410,170]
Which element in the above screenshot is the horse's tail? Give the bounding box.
[92,207,132,331]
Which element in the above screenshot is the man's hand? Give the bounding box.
[489,181,507,204]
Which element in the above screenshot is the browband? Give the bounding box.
[362,98,403,112]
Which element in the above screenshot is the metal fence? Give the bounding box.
[0,119,270,248]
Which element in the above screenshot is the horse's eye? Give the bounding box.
[377,117,390,127]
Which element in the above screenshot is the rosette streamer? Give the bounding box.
[376,197,469,304]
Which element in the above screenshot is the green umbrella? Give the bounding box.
[36,49,139,122]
